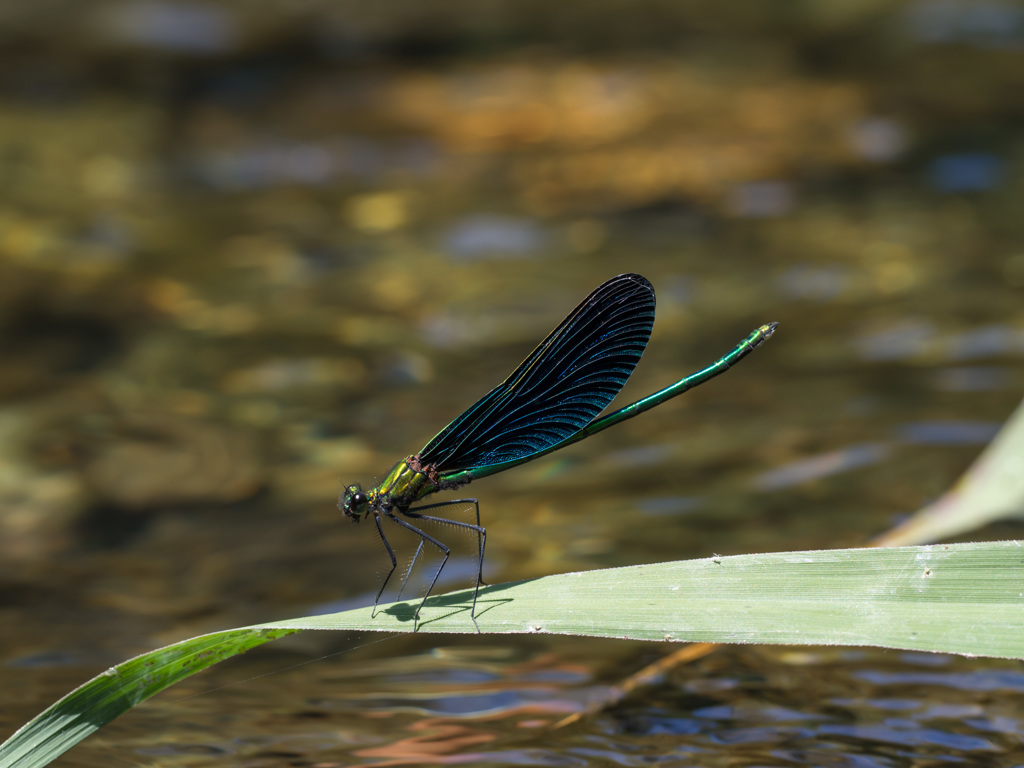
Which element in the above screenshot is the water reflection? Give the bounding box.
[751,444,890,492]
[115,645,1024,767]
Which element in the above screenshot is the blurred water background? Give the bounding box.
[2,2,1024,765]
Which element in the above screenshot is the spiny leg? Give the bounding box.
[396,538,426,603]
[371,513,398,618]
[386,512,452,629]
[407,498,485,584]
[403,498,485,624]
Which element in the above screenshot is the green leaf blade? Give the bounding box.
[266,542,1024,658]
[0,628,300,768]
[3,542,1022,768]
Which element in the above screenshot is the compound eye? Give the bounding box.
[342,484,368,518]
[351,491,368,513]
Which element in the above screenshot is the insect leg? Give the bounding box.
[403,498,485,625]
[396,538,426,603]
[385,512,452,629]
[371,513,398,618]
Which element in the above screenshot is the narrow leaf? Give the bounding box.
[876,398,1024,545]
[2,542,1022,768]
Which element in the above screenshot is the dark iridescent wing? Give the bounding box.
[416,273,656,473]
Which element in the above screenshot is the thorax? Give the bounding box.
[370,456,439,512]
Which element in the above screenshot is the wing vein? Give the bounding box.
[416,274,656,473]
